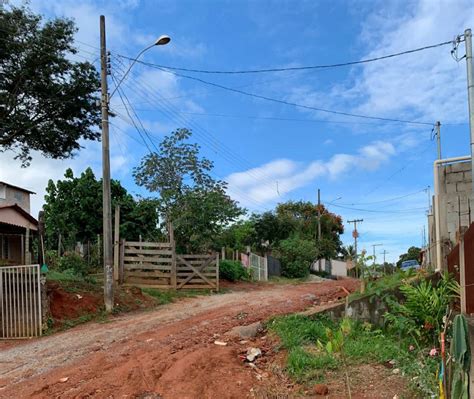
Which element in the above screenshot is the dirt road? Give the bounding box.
[0,279,358,399]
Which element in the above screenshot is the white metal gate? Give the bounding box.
[0,265,42,339]
[249,253,268,281]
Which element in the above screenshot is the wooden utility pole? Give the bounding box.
[100,15,114,312]
[347,219,363,277]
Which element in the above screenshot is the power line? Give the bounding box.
[111,57,294,193]
[117,55,435,126]
[131,40,454,74]
[329,187,429,206]
[329,203,427,214]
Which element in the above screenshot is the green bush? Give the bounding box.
[58,252,88,277]
[45,250,60,269]
[219,260,250,282]
[276,236,316,278]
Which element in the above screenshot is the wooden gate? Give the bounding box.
[120,241,219,291]
[176,254,219,290]
[0,264,42,339]
[120,241,175,289]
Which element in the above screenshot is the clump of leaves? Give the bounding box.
[58,252,89,277]
[219,260,251,282]
[384,273,459,345]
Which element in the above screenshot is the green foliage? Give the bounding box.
[276,236,317,278]
[219,260,250,282]
[0,6,100,165]
[384,273,460,344]
[396,246,421,268]
[287,347,338,381]
[141,288,210,305]
[218,220,256,251]
[45,250,60,269]
[58,252,88,277]
[133,129,244,253]
[269,314,438,395]
[43,168,160,250]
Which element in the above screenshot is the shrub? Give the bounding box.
[219,260,250,282]
[384,273,459,345]
[45,250,60,269]
[58,252,88,277]
[276,236,316,278]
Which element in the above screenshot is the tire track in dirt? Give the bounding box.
[0,279,359,399]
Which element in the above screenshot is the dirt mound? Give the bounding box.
[48,282,101,325]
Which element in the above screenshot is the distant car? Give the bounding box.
[401,259,420,270]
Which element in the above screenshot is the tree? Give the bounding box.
[0,6,100,165]
[43,168,160,249]
[133,128,244,252]
[340,245,356,261]
[276,236,317,278]
[396,246,421,268]
[218,220,256,252]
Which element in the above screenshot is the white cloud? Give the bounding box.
[227,139,397,208]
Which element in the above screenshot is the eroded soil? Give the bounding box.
[0,278,402,399]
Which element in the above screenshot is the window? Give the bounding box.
[14,190,23,202]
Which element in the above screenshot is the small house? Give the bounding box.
[0,182,38,265]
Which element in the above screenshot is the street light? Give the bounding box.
[109,35,171,100]
[99,15,170,312]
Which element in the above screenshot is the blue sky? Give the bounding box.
[2,0,473,262]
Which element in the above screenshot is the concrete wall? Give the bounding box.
[0,183,31,213]
[311,259,348,277]
[429,161,473,269]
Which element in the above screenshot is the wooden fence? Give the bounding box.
[119,240,219,290]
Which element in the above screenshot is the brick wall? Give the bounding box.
[429,161,473,269]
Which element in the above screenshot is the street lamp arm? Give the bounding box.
[109,44,154,100]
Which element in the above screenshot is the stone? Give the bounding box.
[225,322,263,339]
[314,384,329,395]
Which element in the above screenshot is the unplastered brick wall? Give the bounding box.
[439,161,473,244]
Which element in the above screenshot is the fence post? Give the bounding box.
[216,253,220,292]
[169,223,177,290]
[119,239,125,284]
[264,254,268,281]
[460,234,466,314]
[221,247,225,260]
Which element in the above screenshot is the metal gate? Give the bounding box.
[249,253,268,281]
[0,265,42,339]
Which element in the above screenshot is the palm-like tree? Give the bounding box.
[340,245,356,261]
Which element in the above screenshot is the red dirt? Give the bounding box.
[0,278,404,399]
[47,282,157,327]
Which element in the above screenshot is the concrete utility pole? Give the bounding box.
[317,189,322,271]
[381,249,389,274]
[371,243,382,265]
[435,121,441,160]
[465,28,474,196]
[100,15,114,312]
[347,219,363,276]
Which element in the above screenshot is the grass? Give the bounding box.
[267,314,438,396]
[141,287,215,305]
[268,276,310,284]
[349,269,419,301]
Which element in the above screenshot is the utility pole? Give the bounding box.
[371,243,382,265]
[435,121,441,159]
[381,249,389,274]
[100,15,114,312]
[347,219,363,277]
[464,28,474,196]
[317,189,322,271]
